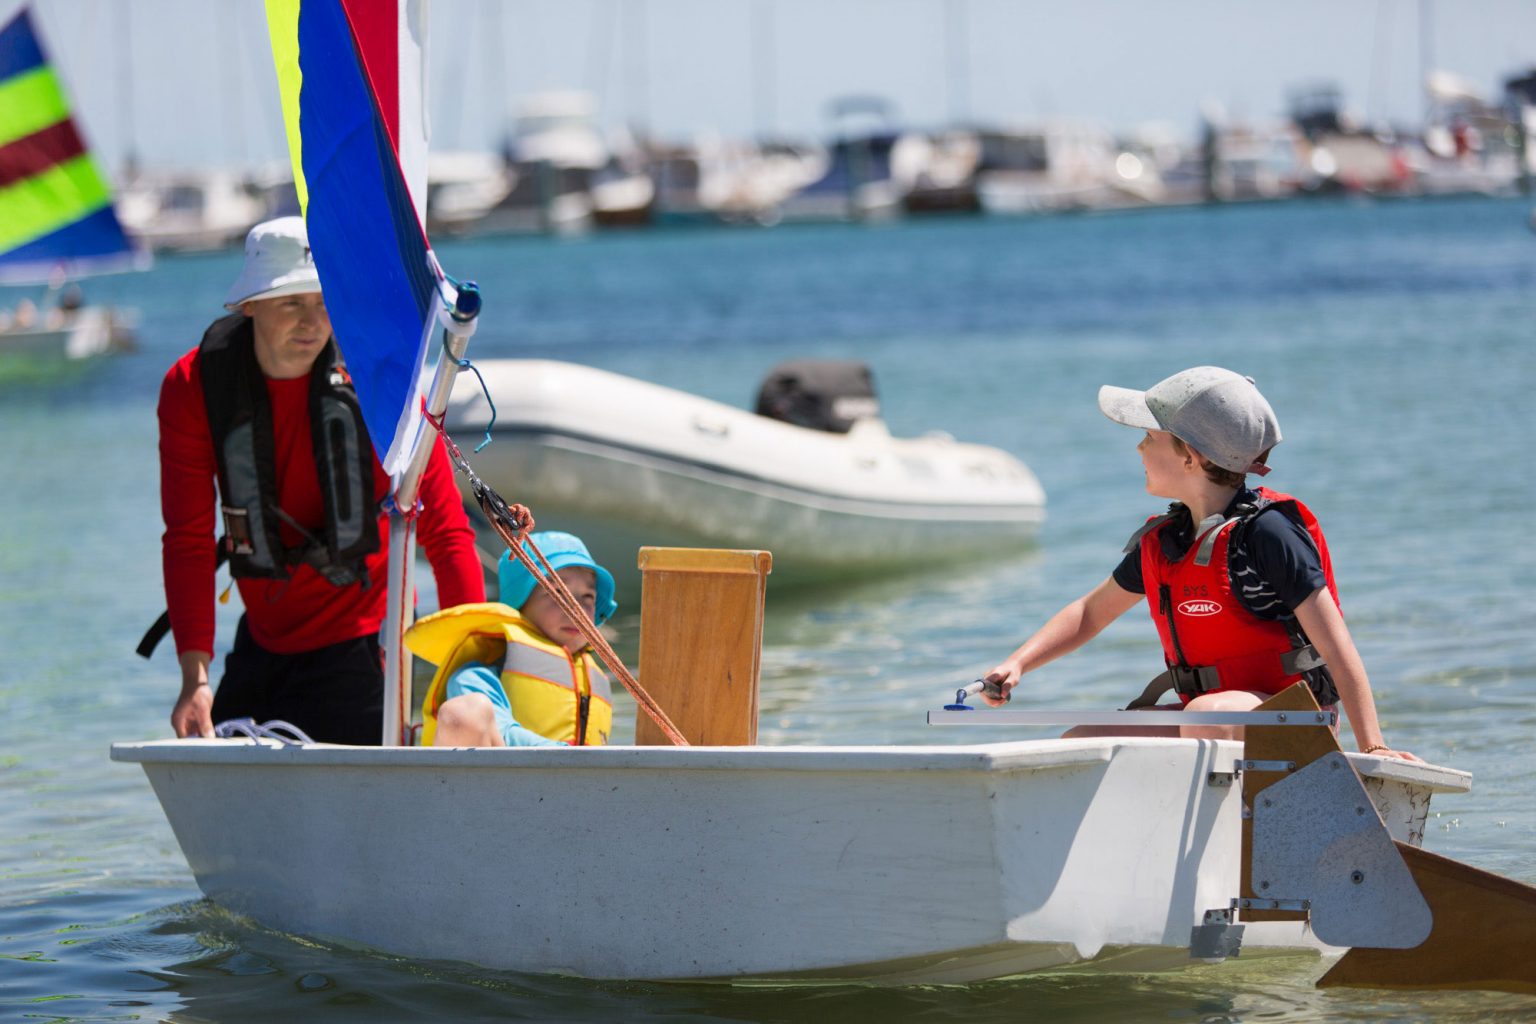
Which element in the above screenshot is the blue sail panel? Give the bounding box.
[294,0,438,478]
[0,205,139,283]
[0,8,47,80]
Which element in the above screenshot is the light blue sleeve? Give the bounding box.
[444,662,562,747]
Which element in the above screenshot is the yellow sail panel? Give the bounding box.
[0,66,69,148]
[263,0,307,215]
[0,156,112,252]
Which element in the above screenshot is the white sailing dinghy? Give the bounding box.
[114,718,1472,984]
[117,0,1536,995]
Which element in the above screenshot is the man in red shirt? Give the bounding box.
[159,217,483,744]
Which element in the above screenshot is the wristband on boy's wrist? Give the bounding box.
[1361,743,1389,754]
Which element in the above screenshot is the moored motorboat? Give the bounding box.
[445,358,1046,589]
[114,168,267,253]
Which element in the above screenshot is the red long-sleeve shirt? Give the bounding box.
[158,344,484,656]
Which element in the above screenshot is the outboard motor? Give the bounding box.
[754,360,880,434]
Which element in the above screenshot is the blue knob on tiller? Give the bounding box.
[944,679,1009,710]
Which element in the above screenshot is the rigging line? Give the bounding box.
[431,325,496,452]
[492,503,690,748]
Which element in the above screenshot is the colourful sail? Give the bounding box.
[0,6,141,283]
[264,0,443,478]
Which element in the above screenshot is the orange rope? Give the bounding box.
[428,419,690,747]
[486,513,691,747]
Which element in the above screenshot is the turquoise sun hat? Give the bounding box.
[498,531,617,626]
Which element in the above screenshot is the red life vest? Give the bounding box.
[1136,487,1340,706]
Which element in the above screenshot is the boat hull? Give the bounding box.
[0,308,131,361]
[463,428,1043,588]
[447,360,1045,588]
[111,737,1467,982]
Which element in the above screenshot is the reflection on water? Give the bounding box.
[11,894,1536,1024]
[0,352,102,391]
[753,549,1048,744]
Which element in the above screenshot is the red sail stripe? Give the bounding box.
[339,0,399,158]
[0,117,87,189]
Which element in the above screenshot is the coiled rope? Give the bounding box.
[213,717,316,745]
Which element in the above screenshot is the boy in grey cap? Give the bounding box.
[983,366,1416,761]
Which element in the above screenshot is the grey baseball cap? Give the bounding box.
[1098,366,1281,475]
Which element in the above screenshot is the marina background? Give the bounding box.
[3,194,1535,1020]
[12,0,1536,169]
[6,0,1536,255]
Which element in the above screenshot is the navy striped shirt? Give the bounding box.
[1112,490,1329,620]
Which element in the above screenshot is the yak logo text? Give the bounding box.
[1179,600,1222,617]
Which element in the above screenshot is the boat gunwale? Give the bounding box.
[108,736,1472,792]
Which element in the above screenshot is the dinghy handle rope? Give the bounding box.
[427,277,496,453]
[213,717,316,745]
[423,417,692,747]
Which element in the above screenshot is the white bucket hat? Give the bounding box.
[223,216,322,309]
[1098,366,1282,475]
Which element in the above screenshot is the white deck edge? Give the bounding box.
[109,736,1471,793]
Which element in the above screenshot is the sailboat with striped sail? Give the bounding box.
[0,5,146,360]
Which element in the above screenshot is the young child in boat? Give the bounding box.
[982,366,1418,761]
[406,531,617,747]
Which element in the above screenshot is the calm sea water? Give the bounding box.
[3,197,1535,1022]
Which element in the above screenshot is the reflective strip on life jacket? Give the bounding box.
[501,638,614,746]
[588,664,612,705]
[411,603,613,746]
[503,643,578,688]
[314,390,372,555]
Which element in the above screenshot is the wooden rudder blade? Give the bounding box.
[1318,842,1536,994]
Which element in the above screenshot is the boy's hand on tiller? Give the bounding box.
[980,665,1019,707]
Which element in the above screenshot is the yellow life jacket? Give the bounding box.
[406,602,613,746]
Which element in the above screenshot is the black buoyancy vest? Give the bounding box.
[197,313,380,587]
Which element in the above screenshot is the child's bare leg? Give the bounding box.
[432,694,507,747]
[1180,689,1264,741]
[1063,704,1181,739]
